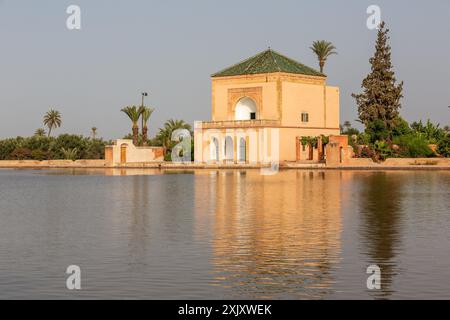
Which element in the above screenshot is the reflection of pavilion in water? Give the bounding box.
[195,170,345,299]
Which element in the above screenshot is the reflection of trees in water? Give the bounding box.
[358,172,403,299]
[203,170,343,299]
[128,174,197,253]
[127,176,151,270]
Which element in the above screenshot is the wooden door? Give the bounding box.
[120,145,127,163]
[296,137,301,161]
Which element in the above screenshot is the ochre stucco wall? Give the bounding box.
[325,86,340,129]
[279,128,340,162]
[281,82,340,129]
[282,82,324,127]
[211,73,339,128]
[196,72,341,163]
[109,139,164,165]
[212,76,278,121]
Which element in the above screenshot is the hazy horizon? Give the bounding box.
[1,0,449,139]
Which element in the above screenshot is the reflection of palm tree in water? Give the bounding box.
[128,176,151,270]
[359,172,403,299]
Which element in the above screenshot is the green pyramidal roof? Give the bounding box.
[212,49,325,78]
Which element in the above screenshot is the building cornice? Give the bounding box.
[211,72,326,86]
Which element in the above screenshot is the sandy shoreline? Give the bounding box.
[0,159,449,171]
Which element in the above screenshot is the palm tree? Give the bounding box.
[61,147,78,160]
[34,128,46,137]
[43,109,62,137]
[343,121,352,131]
[121,106,140,146]
[156,119,192,153]
[310,40,337,73]
[91,127,97,139]
[139,107,155,146]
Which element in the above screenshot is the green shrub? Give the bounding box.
[392,117,412,137]
[0,138,20,160]
[10,147,32,160]
[85,139,107,159]
[411,119,446,144]
[357,132,371,146]
[320,135,330,145]
[50,134,87,159]
[373,140,393,161]
[31,149,50,160]
[301,136,318,148]
[164,152,172,161]
[393,134,434,158]
[437,135,450,157]
[354,145,375,159]
[23,136,53,152]
[366,119,389,143]
[61,147,78,160]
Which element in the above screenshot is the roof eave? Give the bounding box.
[211,71,327,80]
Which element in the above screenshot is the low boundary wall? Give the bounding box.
[0,158,449,170]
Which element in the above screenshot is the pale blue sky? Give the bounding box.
[0,0,449,139]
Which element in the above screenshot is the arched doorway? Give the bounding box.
[120,144,128,163]
[235,97,257,120]
[210,137,219,162]
[239,137,246,162]
[224,136,234,162]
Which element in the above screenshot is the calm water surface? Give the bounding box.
[0,168,449,299]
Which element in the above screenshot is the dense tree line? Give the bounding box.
[0,135,108,160]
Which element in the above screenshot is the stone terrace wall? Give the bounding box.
[382,158,450,166]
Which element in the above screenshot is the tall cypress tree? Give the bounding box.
[352,22,404,142]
